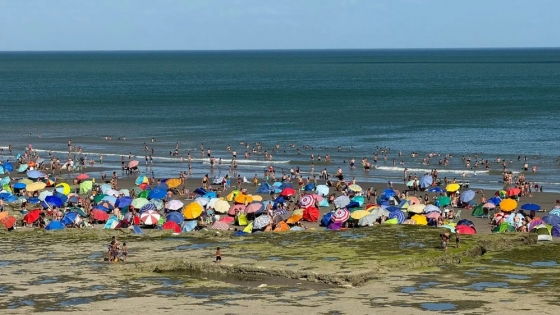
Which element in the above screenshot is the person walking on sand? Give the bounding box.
[455,231,460,248]
[121,242,128,262]
[215,247,221,263]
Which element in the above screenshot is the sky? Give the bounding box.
[0,0,557,51]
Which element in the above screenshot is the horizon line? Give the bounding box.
[1,46,560,53]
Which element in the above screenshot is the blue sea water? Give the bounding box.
[0,49,559,190]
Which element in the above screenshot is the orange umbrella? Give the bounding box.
[286,214,303,224]
[166,178,182,189]
[0,211,8,222]
[234,194,253,205]
[274,221,290,232]
[3,216,17,229]
[500,199,517,212]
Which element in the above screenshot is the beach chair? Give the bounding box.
[454,209,462,222]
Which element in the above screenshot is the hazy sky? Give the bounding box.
[0,0,557,51]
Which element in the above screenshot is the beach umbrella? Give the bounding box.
[234,194,253,204]
[76,174,89,180]
[148,188,167,200]
[382,188,396,197]
[549,209,560,217]
[0,192,13,201]
[483,202,496,210]
[251,195,263,202]
[118,189,130,197]
[426,211,440,220]
[357,213,377,226]
[3,216,16,229]
[521,203,541,211]
[331,208,350,223]
[102,195,117,205]
[45,195,63,207]
[38,190,53,201]
[389,210,406,224]
[26,182,46,192]
[500,199,517,212]
[424,205,441,213]
[162,221,181,233]
[206,198,220,209]
[459,190,476,202]
[245,202,263,214]
[350,210,370,220]
[286,214,303,224]
[140,203,157,213]
[0,211,8,222]
[165,178,182,189]
[427,187,446,193]
[105,189,119,197]
[135,175,150,186]
[27,170,45,179]
[166,200,184,211]
[488,196,502,206]
[299,195,315,208]
[183,202,203,219]
[253,215,271,229]
[70,207,88,217]
[18,164,28,173]
[274,221,290,232]
[316,185,329,196]
[213,200,230,214]
[181,220,197,233]
[55,183,71,195]
[303,206,320,222]
[420,175,433,188]
[23,210,41,224]
[61,212,79,225]
[446,183,460,192]
[280,187,296,197]
[304,183,315,192]
[141,210,161,225]
[115,196,132,208]
[3,162,13,172]
[91,209,109,221]
[334,196,350,208]
[45,220,65,231]
[128,160,139,168]
[137,190,150,199]
[437,196,451,207]
[195,197,210,207]
[407,204,426,214]
[228,204,246,216]
[210,221,230,231]
[219,216,234,224]
[150,199,164,210]
[100,184,112,194]
[457,219,474,227]
[507,187,521,197]
[411,214,428,225]
[348,184,362,192]
[131,197,149,209]
[542,215,560,226]
[273,208,288,218]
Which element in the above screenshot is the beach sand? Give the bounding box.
[2,172,560,314]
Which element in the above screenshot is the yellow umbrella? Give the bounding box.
[286,214,303,224]
[213,200,230,214]
[446,183,460,192]
[226,190,241,202]
[499,199,517,212]
[234,194,253,204]
[55,183,71,195]
[26,182,46,192]
[350,210,370,220]
[407,204,426,214]
[251,195,263,201]
[411,214,428,225]
[183,202,203,219]
[18,178,33,185]
[166,178,182,189]
[348,184,362,192]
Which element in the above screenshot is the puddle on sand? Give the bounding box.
[0,261,13,267]
[464,272,480,276]
[494,273,530,280]
[324,257,339,261]
[338,232,366,239]
[36,277,58,285]
[400,242,426,249]
[268,256,282,261]
[58,297,94,307]
[175,243,227,250]
[465,282,509,291]
[420,302,456,311]
[534,280,552,287]
[87,252,103,259]
[400,282,440,294]
[7,299,35,309]
[531,261,558,267]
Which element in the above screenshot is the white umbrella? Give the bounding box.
[213,200,230,214]
[118,189,130,196]
[38,190,53,201]
[166,199,184,211]
[195,197,209,207]
[334,195,350,208]
[316,185,329,196]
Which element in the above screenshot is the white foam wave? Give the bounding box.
[375,166,489,175]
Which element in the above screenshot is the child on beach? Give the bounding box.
[455,232,460,248]
[215,247,221,263]
[121,242,128,262]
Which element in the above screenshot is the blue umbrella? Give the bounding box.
[181,220,197,232]
[55,192,68,204]
[304,183,315,191]
[115,196,132,208]
[460,190,476,202]
[27,197,40,204]
[457,219,474,227]
[157,183,169,191]
[521,203,541,211]
[61,212,79,225]
[45,220,65,231]
[0,192,12,201]
[133,225,143,235]
[542,215,560,226]
[280,183,294,190]
[272,182,283,187]
[102,195,117,205]
[383,189,396,197]
[27,170,44,179]
[488,197,502,205]
[148,188,167,200]
[420,175,433,188]
[427,187,446,193]
[389,210,406,224]
[93,205,111,212]
[45,195,63,208]
[166,212,184,225]
[0,177,10,186]
[549,209,560,217]
[13,183,26,190]
[386,206,401,212]
[204,191,217,199]
[193,188,207,196]
[140,203,157,213]
[346,201,361,209]
[321,212,333,227]
[3,162,13,172]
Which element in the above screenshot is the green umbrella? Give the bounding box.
[94,194,107,204]
[138,190,150,199]
[437,196,451,207]
[71,207,88,218]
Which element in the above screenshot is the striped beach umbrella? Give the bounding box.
[141,210,161,225]
[331,208,350,224]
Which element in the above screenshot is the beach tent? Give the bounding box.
[104,216,119,229]
[212,175,224,185]
[456,224,477,235]
[551,225,560,237]
[256,182,273,194]
[79,181,93,194]
[471,204,488,218]
[45,220,65,231]
[532,224,552,241]
[321,212,333,227]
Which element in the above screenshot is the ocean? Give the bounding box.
[1,49,559,190]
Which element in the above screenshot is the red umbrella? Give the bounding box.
[76,174,89,180]
[303,206,320,222]
[210,221,230,231]
[281,188,296,197]
[23,210,41,224]
[507,188,521,197]
[219,216,235,224]
[92,209,109,221]
[299,195,314,208]
[128,160,139,168]
[139,183,149,190]
[3,216,16,229]
[162,221,181,233]
[245,202,263,214]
